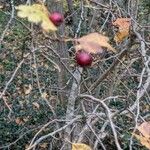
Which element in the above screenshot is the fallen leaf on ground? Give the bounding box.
[72,143,92,150]
[41,92,48,99]
[0,5,3,9]
[24,84,32,95]
[15,117,24,125]
[32,102,40,109]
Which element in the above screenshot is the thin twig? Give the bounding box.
[79,94,122,150]
[26,116,82,150]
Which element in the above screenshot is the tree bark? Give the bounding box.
[48,0,69,105]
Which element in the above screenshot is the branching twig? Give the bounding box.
[89,48,128,91]
[26,116,82,150]
[0,0,15,45]
[79,94,122,150]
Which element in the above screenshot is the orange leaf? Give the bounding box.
[114,30,129,43]
[75,33,116,54]
[112,18,131,42]
[112,18,131,30]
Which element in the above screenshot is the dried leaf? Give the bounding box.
[25,144,29,149]
[75,32,116,54]
[133,122,150,149]
[15,117,24,125]
[113,18,131,30]
[40,143,48,148]
[32,102,40,109]
[75,41,103,54]
[41,92,48,99]
[24,84,32,95]
[72,143,92,150]
[133,133,150,149]
[0,5,3,9]
[23,117,29,122]
[32,64,36,68]
[15,4,57,32]
[137,122,150,138]
[112,18,131,42]
[114,30,129,43]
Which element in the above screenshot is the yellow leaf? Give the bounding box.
[75,32,116,54]
[15,4,57,32]
[112,18,131,42]
[72,143,92,150]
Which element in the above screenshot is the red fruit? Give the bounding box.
[75,51,93,67]
[49,12,64,26]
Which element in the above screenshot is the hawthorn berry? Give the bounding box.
[75,50,93,67]
[49,12,64,26]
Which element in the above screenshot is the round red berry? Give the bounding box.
[75,51,93,67]
[49,12,64,26]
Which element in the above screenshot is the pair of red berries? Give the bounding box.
[49,12,64,26]
[49,13,93,67]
